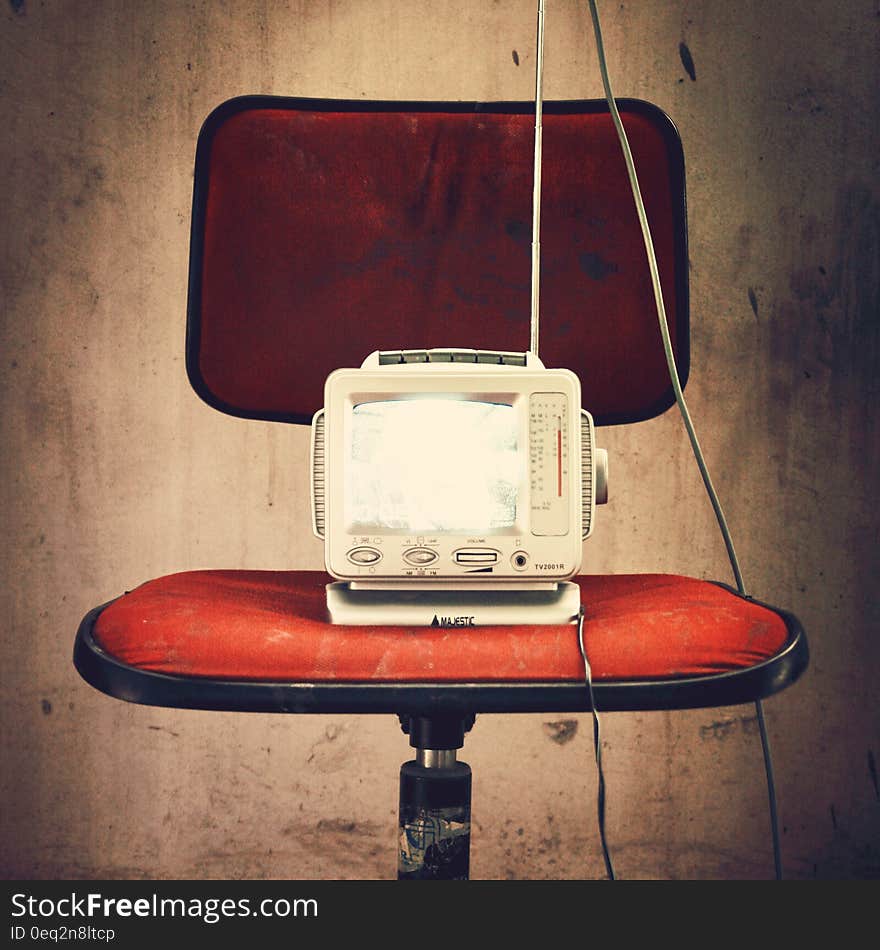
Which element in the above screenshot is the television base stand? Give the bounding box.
[325,581,581,626]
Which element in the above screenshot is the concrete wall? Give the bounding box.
[1,0,876,880]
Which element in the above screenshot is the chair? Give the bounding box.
[74,96,808,879]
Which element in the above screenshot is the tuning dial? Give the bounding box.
[595,448,609,505]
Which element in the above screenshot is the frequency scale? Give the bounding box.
[530,393,570,537]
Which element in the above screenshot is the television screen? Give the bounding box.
[347,398,519,533]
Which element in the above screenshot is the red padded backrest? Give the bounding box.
[187,98,688,427]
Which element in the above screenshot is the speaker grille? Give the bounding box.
[311,411,325,538]
[581,411,593,538]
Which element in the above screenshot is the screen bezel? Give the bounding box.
[321,363,584,583]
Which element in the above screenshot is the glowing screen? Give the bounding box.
[348,399,519,532]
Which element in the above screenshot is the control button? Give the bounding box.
[403,547,438,566]
[454,549,499,564]
[347,546,382,565]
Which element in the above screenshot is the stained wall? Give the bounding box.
[1,0,877,879]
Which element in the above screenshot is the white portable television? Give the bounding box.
[311,349,607,625]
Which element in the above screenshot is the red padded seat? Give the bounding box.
[92,571,789,684]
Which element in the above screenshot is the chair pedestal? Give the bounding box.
[398,716,474,880]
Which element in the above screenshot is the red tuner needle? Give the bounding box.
[556,416,562,497]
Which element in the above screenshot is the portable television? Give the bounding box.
[311,348,607,625]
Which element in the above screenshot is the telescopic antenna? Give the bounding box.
[529,0,546,357]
